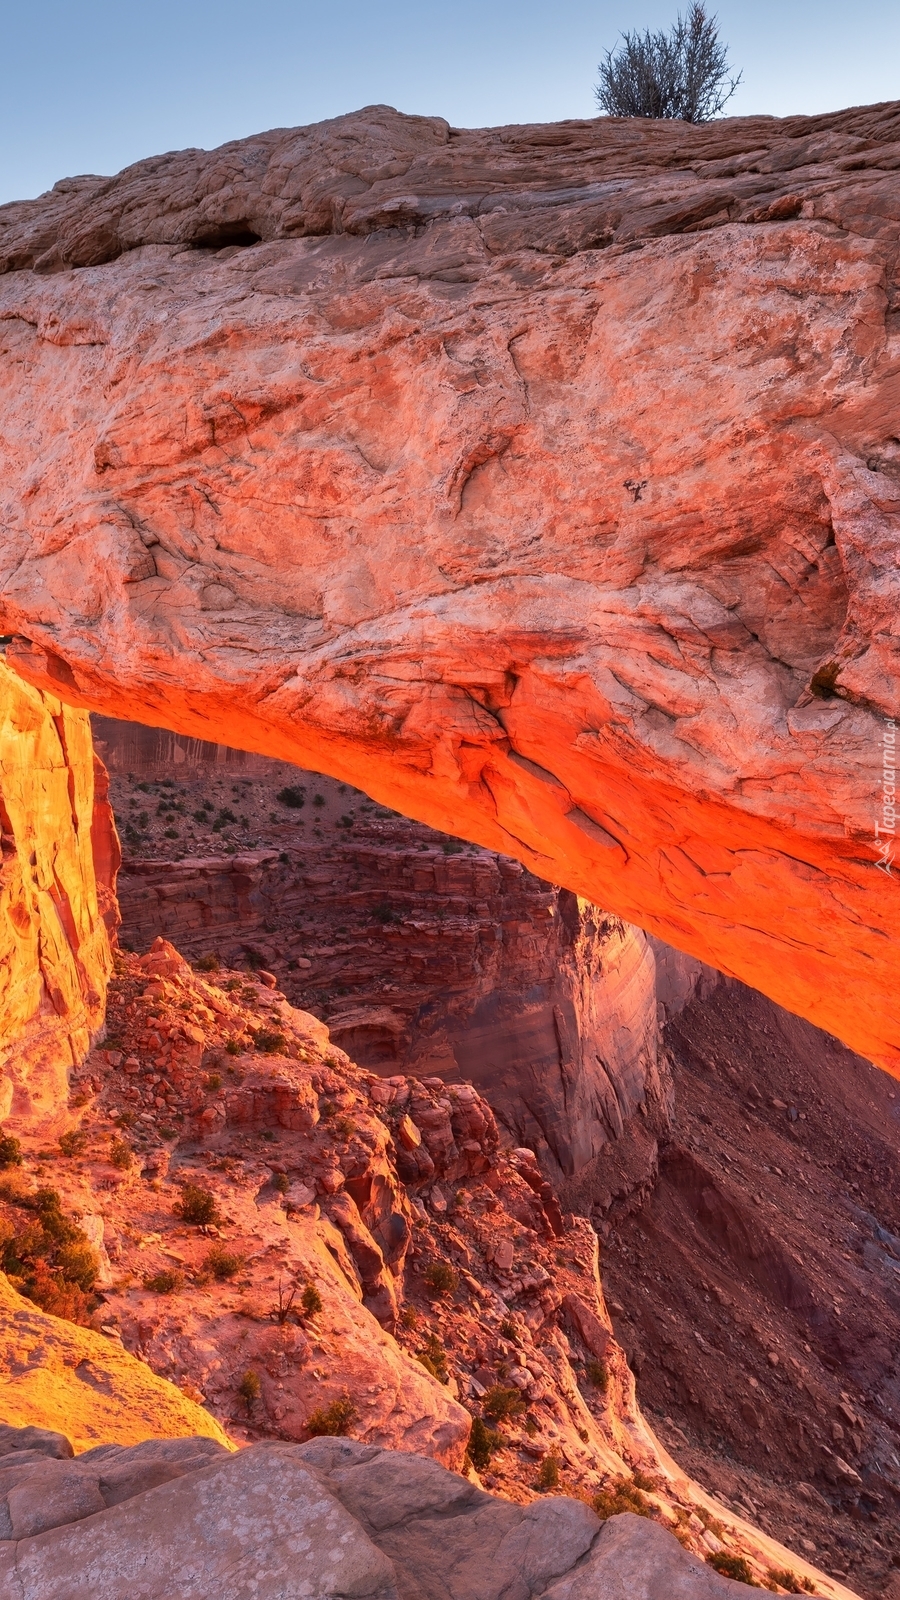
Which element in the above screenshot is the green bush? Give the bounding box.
[305,1393,357,1437]
[767,1569,815,1595]
[0,1134,22,1169]
[708,1553,757,1584]
[272,1172,290,1194]
[204,1245,244,1281]
[276,786,306,808]
[238,1370,261,1413]
[423,1261,458,1298]
[0,1187,98,1325]
[416,1332,448,1382]
[195,953,220,971]
[585,1358,609,1391]
[301,1283,323,1317]
[58,1130,88,1158]
[481,1385,526,1424]
[536,1453,561,1492]
[144,1269,183,1294]
[592,1477,653,1520]
[254,1030,286,1055]
[109,1138,133,1170]
[468,1414,501,1472]
[176,1183,220,1226]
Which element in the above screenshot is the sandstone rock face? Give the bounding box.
[0,661,117,1133]
[0,1431,836,1600]
[0,1274,232,1453]
[1,104,899,1067]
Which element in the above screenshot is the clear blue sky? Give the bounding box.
[3,0,898,205]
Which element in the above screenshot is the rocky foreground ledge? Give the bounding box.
[0,1425,826,1599]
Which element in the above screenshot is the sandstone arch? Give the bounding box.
[1,104,898,1069]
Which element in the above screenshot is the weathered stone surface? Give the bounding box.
[0,661,117,1133]
[542,1511,817,1599]
[0,1436,840,1600]
[0,104,898,1070]
[9,1445,398,1600]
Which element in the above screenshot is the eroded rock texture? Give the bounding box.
[0,103,898,1066]
[0,661,117,1131]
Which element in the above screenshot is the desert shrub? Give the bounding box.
[468,1415,501,1472]
[204,1073,223,1092]
[276,786,306,808]
[195,953,220,971]
[254,1030,286,1055]
[58,1130,88,1158]
[225,1039,243,1056]
[417,1332,448,1382]
[175,1183,220,1226]
[423,1261,458,1298]
[767,1570,815,1594]
[441,841,463,855]
[0,1188,98,1325]
[632,1468,659,1491]
[585,1358,609,1391]
[334,1115,356,1140]
[109,1138,133,1170]
[0,1134,22,1169]
[312,794,325,808]
[204,1245,244,1281]
[305,1392,357,1437]
[400,1304,418,1329]
[499,1317,518,1340]
[373,903,396,924]
[144,1269,183,1294]
[238,1370,261,1413]
[272,1172,290,1194]
[592,1476,653,1520]
[595,3,741,122]
[301,1282,323,1317]
[708,1553,757,1584]
[536,1453,561,1492]
[481,1385,526,1424]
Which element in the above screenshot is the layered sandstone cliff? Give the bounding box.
[0,103,897,1067]
[0,660,118,1133]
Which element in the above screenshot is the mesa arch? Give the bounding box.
[0,102,898,1071]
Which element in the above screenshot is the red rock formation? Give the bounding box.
[0,661,117,1133]
[1,104,898,1067]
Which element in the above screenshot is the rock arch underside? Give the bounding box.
[1,100,898,1070]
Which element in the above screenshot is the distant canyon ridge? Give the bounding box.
[0,100,898,1068]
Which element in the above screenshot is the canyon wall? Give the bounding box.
[0,104,898,1069]
[99,725,667,1178]
[0,660,118,1133]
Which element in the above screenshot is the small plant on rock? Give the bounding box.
[585,1358,609,1391]
[0,1134,23,1170]
[708,1553,757,1584]
[276,786,306,808]
[238,1370,261,1414]
[204,1073,223,1092]
[305,1392,357,1437]
[767,1570,815,1595]
[592,1476,653,1521]
[301,1282,323,1318]
[423,1261,458,1298]
[175,1183,220,1227]
[536,1453,561,1492]
[481,1385,526,1424]
[195,953,220,971]
[58,1130,88,1158]
[144,1269,184,1294]
[109,1138,134,1170]
[254,1030,286,1055]
[468,1414,501,1472]
[416,1332,448,1382]
[204,1245,244,1281]
[272,1172,290,1194]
